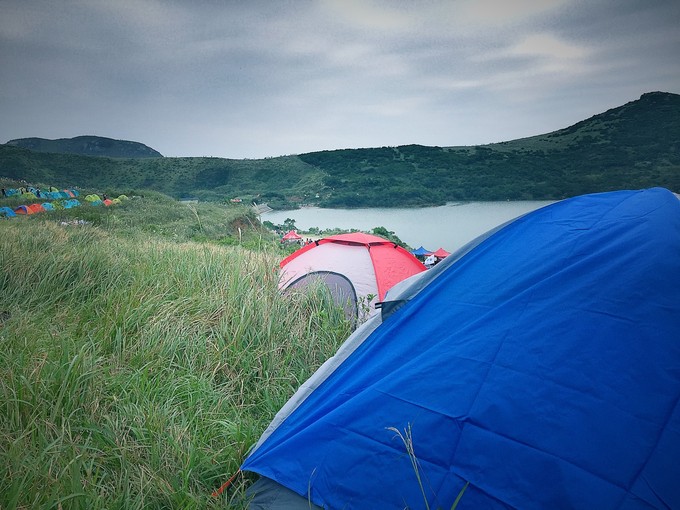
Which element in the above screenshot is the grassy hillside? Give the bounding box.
[2,91,678,207]
[301,91,680,205]
[0,193,352,508]
[0,147,324,209]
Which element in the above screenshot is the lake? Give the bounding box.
[262,201,555,252]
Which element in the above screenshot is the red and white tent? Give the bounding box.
[279,232,426,322]
[281,230,303,242]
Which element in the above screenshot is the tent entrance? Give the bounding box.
[284,271,358,321]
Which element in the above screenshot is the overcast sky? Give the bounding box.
[1,0,679,159]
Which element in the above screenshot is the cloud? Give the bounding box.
[0,0,678,158]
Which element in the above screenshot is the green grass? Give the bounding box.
[0,215,352,509]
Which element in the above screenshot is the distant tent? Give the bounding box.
[62,199,81,209]
[85,194,101,202]
[5,188,20,197]
[14,203,45,215]
[103,199,113,206]
[69,189,80,197]
[242,188,680,510]
[281,230,303,242]
[410,246,433,256]
[90,200,104,206]
[432,247,451,258]
[0,206,16,218]
[279,232,426,322]
[41,202,55,211]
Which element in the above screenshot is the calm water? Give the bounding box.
[262,201,555,252]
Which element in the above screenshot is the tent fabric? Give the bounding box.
[62,199,81,209]
[41,202,55,211]
[279,233,426,321]
[410,246,433,256]
[285,271,359,320]
[242,188,680,510]
[281,230,303,241]
[14,204,38,215]
[432,247,450,258]
[0,206,16,217]
[245,477,322,510]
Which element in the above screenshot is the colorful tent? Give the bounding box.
[62,199,81,209]
[0,206,16,217]
[432,247,451,258]
[281,230,303,242]
[14,203,45,215]
[410,246,433,256]
[242,188,680,510]
[279,232,426,322]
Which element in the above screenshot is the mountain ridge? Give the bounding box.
[1,91,678,207]
[5,135,162,158]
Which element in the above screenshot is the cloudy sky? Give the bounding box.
[1,0,679,159]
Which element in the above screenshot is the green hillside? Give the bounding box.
[0,198,351,508]
[6,135,162,158]
[2,91,678,208]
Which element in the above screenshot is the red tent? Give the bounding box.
[281,230,303,242]
[432,248,451,258]
[279,232,426,322]
[14,204,45,215]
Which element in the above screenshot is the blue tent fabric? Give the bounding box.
[0,206,16,217]
[241,188,680,510]
[62,199,80,209]
[410,246,433,256]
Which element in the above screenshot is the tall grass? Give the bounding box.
[0,220,351,509]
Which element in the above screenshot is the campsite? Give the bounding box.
[2,178,679,509]
[2,0,680,502]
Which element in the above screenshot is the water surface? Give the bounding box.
[262,201,555,252]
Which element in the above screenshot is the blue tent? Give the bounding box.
[241,188,680,510]
[0,206,16,217]
[410,245,433,256]
[62,199,80,209]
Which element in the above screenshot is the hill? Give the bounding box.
[1,92,678,207]
[5,135,162,158]
[0,195,351,508]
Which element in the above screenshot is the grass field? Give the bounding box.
[0,196,351,509]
